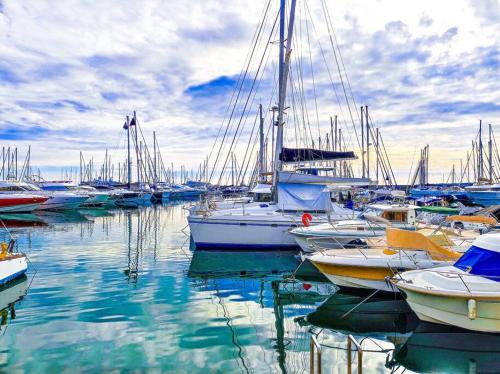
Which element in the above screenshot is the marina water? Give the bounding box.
[0,202,497,372]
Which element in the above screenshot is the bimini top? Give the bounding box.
[454,233,500,280]
[279,147,356,162]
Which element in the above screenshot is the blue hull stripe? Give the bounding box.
[195,242,300,251]
[0,269,27,285]
[188,219,300,228]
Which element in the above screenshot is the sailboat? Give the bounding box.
[187,0,376,250]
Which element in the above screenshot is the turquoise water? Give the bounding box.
[0,203,497,373]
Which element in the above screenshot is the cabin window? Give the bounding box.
[0,186,23,191]
[381,211,407,222]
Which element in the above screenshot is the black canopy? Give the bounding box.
[279,147,356,162]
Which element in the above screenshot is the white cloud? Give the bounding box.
[0,0,498,183]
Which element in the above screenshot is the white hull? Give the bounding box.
[0,255,27,285]
[0,202,42,213]
[403,291,500,333]
[37,195,89,210]
[322,273,397,292]
[188,215,303,250]
[293,234,358,252]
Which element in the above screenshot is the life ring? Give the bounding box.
[302,213,313,227]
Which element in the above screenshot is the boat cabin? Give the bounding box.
[363,204,417,226]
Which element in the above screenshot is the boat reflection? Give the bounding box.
[35,210,90,225]
[188,250,335,372]
[388,322,500,373]
[0,276,28,332]
[188,250,300,279]
[305,290,419,336]
[0,214,47,228]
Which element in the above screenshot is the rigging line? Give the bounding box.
[292,43,313,146]
[320,0,360,149]
[323,0,361,122]
[214,7,277,185]
[207,0,273,163]
[303,1,355,151]
[232,29,276,185]
[216,10,280,186]
[303,0,321,138]
[289,60,313,148]
[236,110,260,185]
[209,2,275,183]
[238,68,278,185]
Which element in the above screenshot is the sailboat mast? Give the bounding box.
[134,111,140,187]
[126,115,132,189]
[273,0,297,198]
[259,104,265,183]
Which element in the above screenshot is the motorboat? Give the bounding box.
[0,181,89,210]
[0,239,28,285]
[169,184,205,199]
[188,183,355,250]
[308,227,461,292]
[291,204,417,252]
[0,193,48,213]
[465,184,500,206]
[392,233,500,332]
[38,181,110,207]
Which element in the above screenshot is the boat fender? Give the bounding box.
[302,213,313,227]
[0,242,6,259]
[468,299,477,320]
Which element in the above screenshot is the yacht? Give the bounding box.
[0,184,47,213]
[0,181,88,211]
[38,181,110,207]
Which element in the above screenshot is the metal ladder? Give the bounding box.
[310,334,364,374]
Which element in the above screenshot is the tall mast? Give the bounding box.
[259,104,265,183]
[361,106,365,178]
[489,123,493,182]
[479,120,483,180]
[273,0,297,199]
[126,115,132,189]
[365,105,370,181]
[133,111,140,187]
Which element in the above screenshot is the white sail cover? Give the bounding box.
[277,183,332,212]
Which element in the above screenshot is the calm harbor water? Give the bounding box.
[0,202,497,373]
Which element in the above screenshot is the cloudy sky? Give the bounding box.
[0,0,498,183]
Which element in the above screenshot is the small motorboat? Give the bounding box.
[393,233,500,333]
[308,227,461,292]
[291,204,417,252]
[0,239,27,285]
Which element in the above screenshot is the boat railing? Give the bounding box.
[309,332,373,374]
[309,334,322,374]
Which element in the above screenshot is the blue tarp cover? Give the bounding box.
[277,183,331,212]
[454,245,500,281]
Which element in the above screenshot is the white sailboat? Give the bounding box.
[188,0,370,250]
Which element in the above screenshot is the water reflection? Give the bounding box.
[306,291,419,336]
[0,277,28,332]
[389,323,500,373]
[0,203,496,372]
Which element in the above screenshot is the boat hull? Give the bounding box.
[0,202,43,213]
[400,288,500,333]
[312,261,397,292]
[466,190,500,207]
[0,255,28,285]
[37,195,89,210]
[188,216,303,250]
